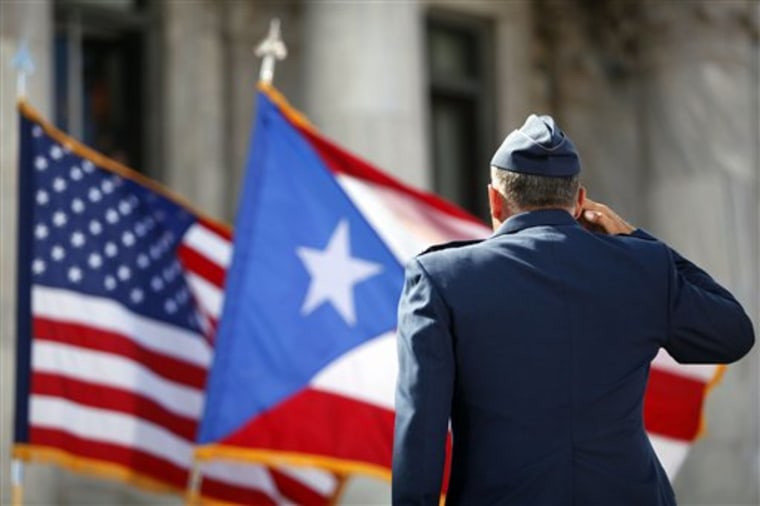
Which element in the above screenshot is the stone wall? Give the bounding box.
[537,1,759,503]
[643,3,759,504]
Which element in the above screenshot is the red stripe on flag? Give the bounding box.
[178,244,227,288]
[270,468,332,506]
[222,389,395,470]
[295,124,484,226]
[644,368,706,441]
[31,417,327,504]
[201,477,278,506]
[196,217,233,242]
[31,373,198,440]
[33,317,207,390]
[30,426,188,488]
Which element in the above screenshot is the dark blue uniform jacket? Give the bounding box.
[393,209,754,506]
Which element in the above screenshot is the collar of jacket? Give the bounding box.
[492,208,579,237]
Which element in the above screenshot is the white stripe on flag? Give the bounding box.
[651,349,718,383]
[275,465,339,497]
[30,395,192,468]
[33,341,203,419]
[337,175,423,261]
[311,331,397,410]
[33,285,212,367]
[31,394,318,501]
[186,272,224,319]
[200,461,281,500]
[337,174,490,262]
[648,433,691,478]
[183,223,232,268]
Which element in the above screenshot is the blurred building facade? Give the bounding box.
[1,0,758,504]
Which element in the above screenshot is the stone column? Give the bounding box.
[0,1,53,504]
[162,0,226,220]
[641,2,759,504]
[536,1,758,502]
[302,0,430,189]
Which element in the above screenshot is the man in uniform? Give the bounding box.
[392,114,755,505]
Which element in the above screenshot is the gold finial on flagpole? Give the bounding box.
[254,19,287,85]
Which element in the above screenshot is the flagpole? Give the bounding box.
[254,18,287,85]
[329,473,350,506]
[185,459,202,506]
[11,38,35,506]
[11,459,24,506]
[12,39,34,99]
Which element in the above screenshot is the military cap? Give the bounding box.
[490,114,580,177]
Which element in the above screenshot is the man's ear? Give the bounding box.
[488,184,504,227]
[573,185,587,219]
[488,184,509,230]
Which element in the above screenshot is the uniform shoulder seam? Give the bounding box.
[417,238,483,257]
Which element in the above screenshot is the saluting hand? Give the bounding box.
[579,198,635,235]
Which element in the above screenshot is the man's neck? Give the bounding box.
[493,206,574,231]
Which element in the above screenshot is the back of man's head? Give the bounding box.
[491,170,579,212]
[490,114,581,213]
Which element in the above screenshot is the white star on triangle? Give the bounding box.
[297,219,382,326]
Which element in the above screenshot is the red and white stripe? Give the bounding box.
[645,350,720,476]
[29,218,338,504]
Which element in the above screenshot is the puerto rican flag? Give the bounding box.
[197,85,719,486]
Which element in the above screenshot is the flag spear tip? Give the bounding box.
[254,18,288,85]
[12,39,35,100]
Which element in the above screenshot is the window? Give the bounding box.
[54,0,157,172]
[426,12,495,221]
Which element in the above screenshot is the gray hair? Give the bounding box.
[490,167,580,212]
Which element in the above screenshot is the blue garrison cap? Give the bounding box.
[490,114,580,176]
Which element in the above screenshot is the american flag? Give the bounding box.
[13,103,339,505]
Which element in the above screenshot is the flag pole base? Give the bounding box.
[11,458,24,506]
[185,459,202,506]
